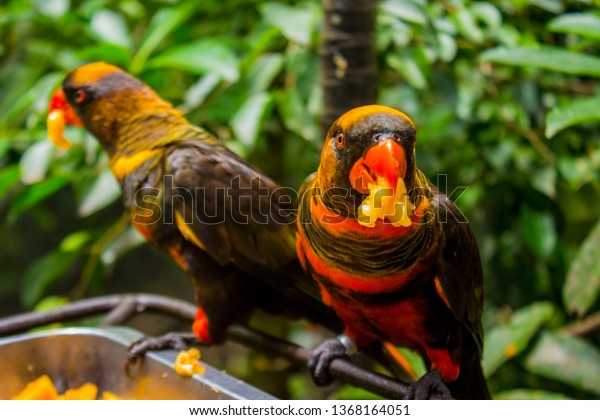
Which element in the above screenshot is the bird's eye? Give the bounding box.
[335,133,345,149]
[75,89,86,104]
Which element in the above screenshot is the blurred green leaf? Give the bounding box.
[564,219,600,316]
[78,170,120,217]
[387,52,427,89]
[277,90,316,141]
[149,40,240,82]
[35,0,69,19]
[261,3,315,45]
[528,0,564,14]
[59,230,92,253]
[0,142,11,160]
[521,206,556,260]
[248,53,284,95]
[34,295,70,312]
[75,43,131,67]
[472,3,502,30]
[129,2,199,74]
[546,96,600,138]
[10,176,69,217]
[530,165,556,198]
[436,32,457,62]
[0,165,21,199]
[481,47,600,76]
[231,92,274,148]
[100,226,145,265]
[380,0,427,25]
[454,6,484,43]
[526,331,600,395]
[548,13,600,40]
[90,10,132,48]
[483,302,555,376]
[21,250,78,308]
[557,150,600,188]
[494,389,571,400]
[184,74,221,109]
[20,140,54,185]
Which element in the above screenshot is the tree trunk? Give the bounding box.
[320,0,378,139]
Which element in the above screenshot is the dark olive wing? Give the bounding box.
[160,140,342,325]
[164,141,298,270]
[430,188,485,352]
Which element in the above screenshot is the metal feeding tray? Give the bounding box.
[0,327,274,400]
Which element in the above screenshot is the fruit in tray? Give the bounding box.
[11,375,121,400]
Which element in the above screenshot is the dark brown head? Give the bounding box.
[317,105,417,213]
[48,62,181,155]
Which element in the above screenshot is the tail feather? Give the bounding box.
[448,359,490,399]
[368,340,491,399]
[448,334,491,400]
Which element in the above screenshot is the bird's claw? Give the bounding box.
[405,370,452,400]
[126,332,198,374]
[308,336,354,386]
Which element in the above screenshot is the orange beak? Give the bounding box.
[47,87,83,149]
[349,138,407,194]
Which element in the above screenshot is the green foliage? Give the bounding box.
[1,0,600,399]
[148,39,241,81]
[482,301,555,376]
[546,95,600,138]
[547,12,600,40]
[374,0,600,399]
[564,219,600,316]
[481,46,600,77]
[526,332,600,395]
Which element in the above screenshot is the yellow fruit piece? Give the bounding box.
[101,391,122,400]
[57,383,98,400]
[47,109,72,149]
[357,176,414,228]
[11,375,58,400]
[174,348,205,377]
[12,375,121,400]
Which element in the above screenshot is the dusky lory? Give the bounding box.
[296,105,490,399]
[47,62,341,347]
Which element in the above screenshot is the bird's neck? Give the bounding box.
[299,175,442,276]
[86,89,202,160]
[111,107,190,156]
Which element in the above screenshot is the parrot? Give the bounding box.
[46,61,342,350]
[296,105,490,399]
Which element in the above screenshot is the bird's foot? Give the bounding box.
[405,370,452,400]
[308,335,356,386]
[126,332,199,374]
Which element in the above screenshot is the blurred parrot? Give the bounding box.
[296,105,490,399]
[46,62,341,348]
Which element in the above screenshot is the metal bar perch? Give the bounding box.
[0,293,420,399]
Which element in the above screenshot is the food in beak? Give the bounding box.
[350,138,414,227]
[47,109,72,149]
[356,175,414,228]
[47,87,83,149]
